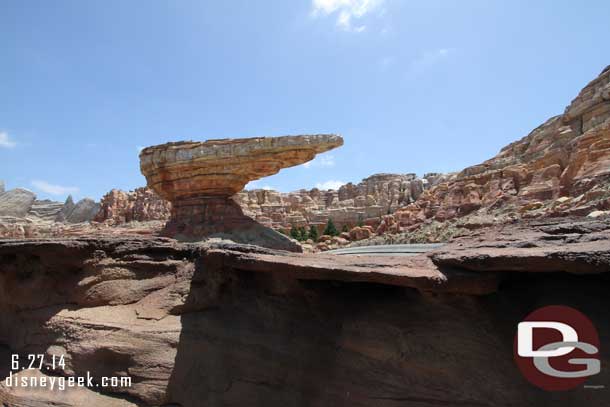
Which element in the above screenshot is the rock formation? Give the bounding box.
[1,217,609,406]
[92,172,446,235]
[388,66,610,235]
[94,187,171,224]
[139,135,343,251]
[0,188,103,239]
[0,189,36,218]
[235,173,447,232]
[29,200,65,221]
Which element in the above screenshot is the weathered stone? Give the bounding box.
[235,173,440,232]
[140,135,343,199]
[28,199,65,221]
[64,198,101,223]
[94,187,171,224]
[0,217,609,406]
[391,66,610,232]
[140,135,343,251]
[54,195,75,222]
[0,188,36,217]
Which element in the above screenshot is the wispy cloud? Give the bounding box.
[311,0,384,31]
[245,181,274,191]
[407,48,454,77]
[0,132,16,148]
[31,180,79,196]
[315,180,345,190]
[302,154,336,169]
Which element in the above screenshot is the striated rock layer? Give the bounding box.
[94,187,171,224]
[0,217,609,406]
[139,135,343,250]
[140,135,344,199]
[384,66,610,235]
[236,173,448,231]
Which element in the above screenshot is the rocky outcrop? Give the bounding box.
[0,189,36,218]
[29,199,65,221]
[58,198,101,223]
[390,66,610,233]
[0,192,104,239]
[94,172,443,234]
[94,187,171,224]
[140,135,343,251]
[0,217,608,406]
[235,173,446,232]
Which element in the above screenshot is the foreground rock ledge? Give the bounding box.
[0,218,609,406]
[139,134,343,251]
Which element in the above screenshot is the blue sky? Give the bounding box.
[1,0,609,201]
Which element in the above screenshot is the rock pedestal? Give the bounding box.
[140,134,343,251]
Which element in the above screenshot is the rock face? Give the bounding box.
[390,66,610,232]
[94,172,445,234]
[94,187,171,224]
[139,135,343,250]
[58,198,101,223]
[0,217,609,406]
[29,199,65,221]
[235,173,447,232]
[0,189,36,218]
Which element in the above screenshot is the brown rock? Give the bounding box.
[1,217,609,406]
[139,135,343,251]
[392,66,610,231]
[94,187,171,224]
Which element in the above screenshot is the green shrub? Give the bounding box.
[323,218,339,236]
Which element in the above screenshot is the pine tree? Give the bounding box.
[308,225,319,242]
[290,225,300,240]
[298,226,308,241]
[323,218,339,236]
[341,224,349,233]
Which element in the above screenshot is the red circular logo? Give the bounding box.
[513,305,600,391]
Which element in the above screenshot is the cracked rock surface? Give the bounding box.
[0,217,609,406]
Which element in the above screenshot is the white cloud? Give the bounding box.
[0,132,16,148]
[302,154,336,169]
[31,180,79,196]
[407,48,454,76]
[246,181,274,191]
[312,0,383,31]
[315,180,346,190]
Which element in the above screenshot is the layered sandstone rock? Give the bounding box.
[390,66,610,232]
[0,189,36,218]
[1,218,609,406]
[94,187,171,224]
[139,135,343,251]
[235,173,444,232]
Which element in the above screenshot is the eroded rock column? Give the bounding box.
[140,135,343,251]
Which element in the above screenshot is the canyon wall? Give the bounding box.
[1,217,609,406]
[391,66,610,231]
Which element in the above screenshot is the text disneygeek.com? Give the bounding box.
[6,354,132,391]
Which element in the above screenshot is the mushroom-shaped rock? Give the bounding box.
[140,134,343,251]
